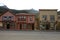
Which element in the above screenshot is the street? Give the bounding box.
[0,31,60,40]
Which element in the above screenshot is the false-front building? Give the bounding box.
[0,11,35,30]
[39,9,57,30]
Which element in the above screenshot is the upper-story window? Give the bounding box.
[2,16,13,21]
[9,16,13,20]
[50,15,55,21]
[30,16,33,21]
[42,15,47,20]
[3,16,7,20]
[9,16,12,18]
[18,16,26,21]
[4,16,7,18]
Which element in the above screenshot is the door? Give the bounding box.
[32,24,34,30]
[7,24,10,29]
[20,24,22,30]
[46,23,50,30]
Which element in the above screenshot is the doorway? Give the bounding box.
[7,24,10,29]
[46,24,50,30]
[20,24,22,30]
[32,24,34,30]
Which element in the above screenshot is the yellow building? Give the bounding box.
[56,11,60,30]
[39,9,57,30]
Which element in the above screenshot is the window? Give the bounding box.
[42,15,47,20]
[23,16,26,21]
[2,16,13,21]
[4,16,7,18]
[50,15,55,21]
[10,22,15,27]
[27,24,31,28]
[9,16,13,18]
[30,16,33,21]
[9,16,13,20]
[2,16,7,20]
[23,24,27,28]
[9,16,12,18]
[18,16,26,21]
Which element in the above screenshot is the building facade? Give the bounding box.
[0,11,35,30]
[39,9,57,30]
[0,9,60,31]
[56,11,60,30]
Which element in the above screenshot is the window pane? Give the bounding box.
[50,15,55,21]
[18,16,26,21]
[23,24,27,28]
[4,16,7,18]
[42,15,47,20]
[10,22,15,27]
[2,16,7,20]
[30,16,32,21]
[2,16,13,21]
[28,24,31,28]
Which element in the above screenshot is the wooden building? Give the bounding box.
[0,11,35,30]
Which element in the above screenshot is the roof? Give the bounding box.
[0,10,35,16]
[16,13,35,16]
[39,9,57,11]
[0,10,16,16]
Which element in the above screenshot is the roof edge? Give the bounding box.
[39,9,58,11]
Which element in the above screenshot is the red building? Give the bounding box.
[0,11,35,30]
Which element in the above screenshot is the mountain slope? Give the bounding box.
[0,5,38,14]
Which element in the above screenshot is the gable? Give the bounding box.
[1,11,15,17]
[0,11,16,21]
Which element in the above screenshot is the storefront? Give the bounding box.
[17,23,34,30]
[40,21,50,30]
[3,21,15,30]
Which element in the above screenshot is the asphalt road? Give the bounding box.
[0,31,60,40]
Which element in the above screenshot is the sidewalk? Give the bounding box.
[0,29,60,32]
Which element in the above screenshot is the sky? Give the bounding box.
[0,0,60,11]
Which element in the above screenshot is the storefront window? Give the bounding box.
[28,24,31,28]
[22,24,27,28]
[10,22,15,27]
